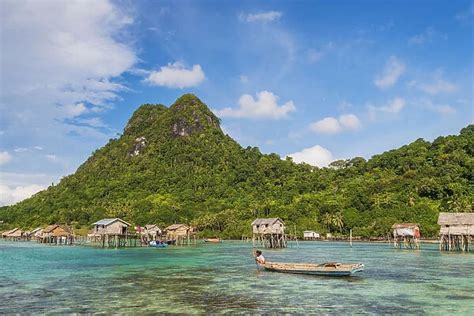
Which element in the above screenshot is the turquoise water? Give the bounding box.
[1,241,473,314]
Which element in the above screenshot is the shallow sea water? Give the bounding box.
[0,240,473,314]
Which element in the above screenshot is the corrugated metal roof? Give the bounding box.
[92,218,131,227]
[251,218,284,226]
[438,212,474,225]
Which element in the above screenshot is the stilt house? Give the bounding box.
[164,224,195,245]
[2,228,23,241]
[438,212,473,252]
[391,223,420,249]
[138,224,162,243]
[303,230,320,240]
[92,218,131,236]
[41,224,74,245]
[251,218,286,248]
[89,218,136,248]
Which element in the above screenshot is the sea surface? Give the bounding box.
[1,240,473,314]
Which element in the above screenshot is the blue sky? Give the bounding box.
[0,0,473,205]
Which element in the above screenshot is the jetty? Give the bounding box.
[438,212,473,252]
[251,218,287,248]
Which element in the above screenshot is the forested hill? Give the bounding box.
[1,94,473,238]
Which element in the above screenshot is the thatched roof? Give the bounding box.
[4,228,23,237]
[391,223,419,229]
[165,224,189,231]
[43,224,72,236]
[2,228,20,237]
[251,218,284,226]
[30,227,42,234]
[438,212,474,225]
[144,224,161,232]
[92,218,131,227]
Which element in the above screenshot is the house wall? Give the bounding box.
[95,221,128,235]
[167,226,189,238]
[393,228,416,237]
[252,221,285,234]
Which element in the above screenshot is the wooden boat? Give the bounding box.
[259,261,364,276]
[204,237,221,243]
[149,240,168,248]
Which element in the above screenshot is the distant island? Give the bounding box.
[1,94,472,238]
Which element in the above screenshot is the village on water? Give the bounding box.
[2,212,472,254]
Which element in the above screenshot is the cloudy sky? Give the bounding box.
[0,0,473,205]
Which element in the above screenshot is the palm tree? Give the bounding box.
[332,212,344,233]
[322,213,333,232]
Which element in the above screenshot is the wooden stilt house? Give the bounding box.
[303,230,320,240]
[438,212,473,252]
[164,224,195,245]
[391,223,420,249]
[2,228,23,241]
[89,218,137,248]
[41,224,74,245]
[251,218,287,248]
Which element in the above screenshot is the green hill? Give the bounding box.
[1,94,473,238]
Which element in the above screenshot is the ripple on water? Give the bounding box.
[1,241,473,314]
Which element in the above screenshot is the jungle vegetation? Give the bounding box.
[1,94,472,238]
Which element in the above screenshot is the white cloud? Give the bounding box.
[14,148,29,153]
[0,183,45,206]
[339,114,361,130]
[76,117,108,128]
[216,91,296,119]
[240,11,282,23]
[0,0,136,176]
[45,154,59,162]
[368,97,406,120]
[13,146,43,153]
[0,172,60,206]
[408,27,446,45]
[433,105,456,114]
[310,117,342,134]
[287,145,334,167]
[409,71,457,95]
[374,56,405,89]
[0,151,12,165]
[310,114,361,134]
[63,103,88,118]
[415,98,456,115]
[144,62,205,88]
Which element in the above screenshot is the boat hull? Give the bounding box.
[261,262,364,276]
[204,238,221,243]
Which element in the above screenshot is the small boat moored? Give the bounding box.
[259,261,364,276]
[204,237,221,243]
[149,240,168,248]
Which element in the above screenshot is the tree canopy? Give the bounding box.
[1,95,472,238]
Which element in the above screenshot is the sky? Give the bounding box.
[0,0,473,206]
